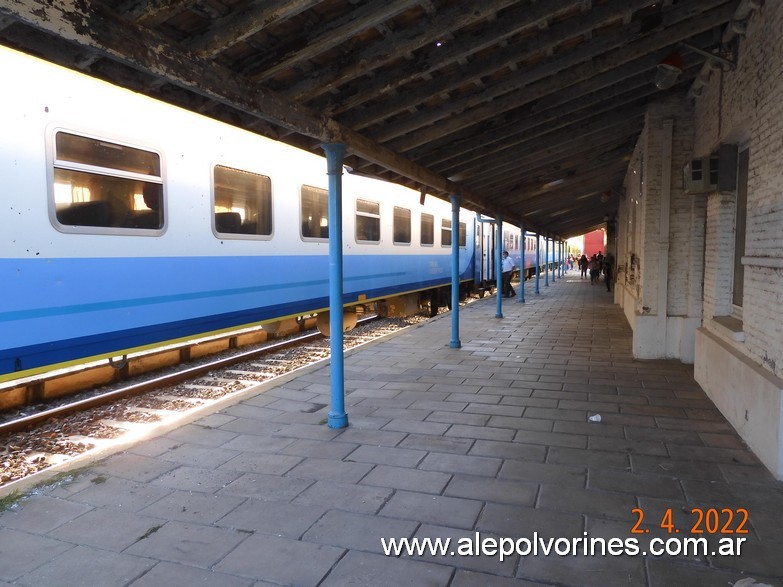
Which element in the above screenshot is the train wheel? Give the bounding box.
[427,293,439,317]
[375,301,389,318]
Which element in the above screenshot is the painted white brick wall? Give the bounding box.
[617,1,782,375]
[618,100,699,359]
[694,1,783,379]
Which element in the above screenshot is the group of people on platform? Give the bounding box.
[577,252,613,292]
[499,249,614,298]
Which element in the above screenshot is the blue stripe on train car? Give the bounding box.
[1,253,470,377]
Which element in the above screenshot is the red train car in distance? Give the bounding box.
[582,228,605,257]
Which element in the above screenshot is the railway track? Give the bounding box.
[0,313,433,491]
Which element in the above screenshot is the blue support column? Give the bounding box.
[449,195,461,348]
[321,142,348,429]
[519,226,525,304]
[552,238,556,283]
[544,236,549,287]
[560,241,564,276]
[535,233,540,294]
[559,241,564,275]
[496,217,503,318]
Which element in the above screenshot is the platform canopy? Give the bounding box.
[0,0,744,238]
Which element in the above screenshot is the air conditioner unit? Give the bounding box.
[683,145,738,194]
[683,156,716,193]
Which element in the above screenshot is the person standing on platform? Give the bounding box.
[589,255,600,284]
[579,254,589,278]
[501,251,516,297]
[603,252,614,292]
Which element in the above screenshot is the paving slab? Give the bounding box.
[2,275,782,586]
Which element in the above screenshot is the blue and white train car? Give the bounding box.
[0,46,476,383]
[475,223,563,285]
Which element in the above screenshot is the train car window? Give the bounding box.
[301,185,329,239]
[213,165,272,238]
[393,207,411,244]
[441,219,452,247]
[420,213,434,246]
[51,132,163,233]
[459,221,467,247]
[356,199,380,242]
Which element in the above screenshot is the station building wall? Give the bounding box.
[615,0,783,478]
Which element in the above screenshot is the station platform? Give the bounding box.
[1,272,782,587]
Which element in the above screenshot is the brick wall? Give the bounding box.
[616,1,781,374]
[694,1,783,378]
[632,101,697,320]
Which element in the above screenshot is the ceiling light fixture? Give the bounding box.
[542,178,565,189]
[654,52,683,90]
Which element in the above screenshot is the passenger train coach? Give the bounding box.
[0,46,560,384]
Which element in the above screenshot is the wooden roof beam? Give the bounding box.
[462,127,639,192]
[113,0,192,26]
[454,110,644,187]
[342,0,675,132]
[0,0,500,219]
[247,0,421,83]
[289,0,571,105]
[185,0,324,58]
[373,1,735,150]
[428,86,656,174]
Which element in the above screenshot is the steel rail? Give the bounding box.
[0,316,378,436]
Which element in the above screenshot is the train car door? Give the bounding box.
[473,216,498,294]
[473,216,482,286]
[484,222,496,286]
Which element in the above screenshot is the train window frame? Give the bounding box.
[46,128,166,236]
[420,212,435,246]
[300,184,329,241]
[211,165,273,240]
[441,218,452,248]
[393,206,412,245]
[458,221,467,248]
[355,198,381,244]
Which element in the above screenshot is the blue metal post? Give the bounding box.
[321,142,348,429]
[559,241,564,277]
[518,225,525,303]
[552,238,556,283]
[544,236,549,287]
[496,217,503,318]
[535,233,540,294]
[559,241,563,275]
[449,195,461,348]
